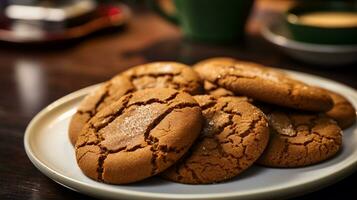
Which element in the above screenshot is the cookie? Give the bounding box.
[194,58,236,97]
[70,62,203,145]
[203,80,235,97]
[325,90,356,129]
[193,57,238,68]
[162,95,269,184]
[194,60,333,112]
[195,58,237,97]
[122,62,203,95]
[257,107,342,167]
[75,88,203,184]
[68,75,135,145]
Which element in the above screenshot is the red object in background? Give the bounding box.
[107,6,122,16]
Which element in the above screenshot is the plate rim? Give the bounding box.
[24,71,357,200]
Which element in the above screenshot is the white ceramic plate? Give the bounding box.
[261,16,357,66]
[24,70,357,200]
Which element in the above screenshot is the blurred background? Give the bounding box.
[1,0,357,118]
[1,0,357,131]
[0,1,357,199]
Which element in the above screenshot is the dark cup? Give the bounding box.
[153,0,254,43]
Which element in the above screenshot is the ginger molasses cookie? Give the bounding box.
[75,88,202,184]
[70,62,203,145]
[203,80,235,97]
[162,95,269,184]
[325,90,356,129]
[69,75,135,145]
[257,107,342,167]
[193,57,238,68]
[194,58,242,97]
[122,62,203,95]
[194,61,333,112]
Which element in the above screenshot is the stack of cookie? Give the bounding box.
[69,58,356,185]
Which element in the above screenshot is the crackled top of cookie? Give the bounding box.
[194,60,333,112]
[325,90,356,129]
[162,95,269,184]
[203,80,235,97]
[122,62,203,95]
[68,75,135,145]
[257,107,342,167]
[75,88,202,184]
[76,75,135,115]
[70,62,203,146]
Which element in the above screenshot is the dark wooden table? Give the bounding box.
[0,1,356,199]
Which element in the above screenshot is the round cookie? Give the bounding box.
[69,75,135,145]
[194,60,333,112]
[257,108,342,167]
[325,90,356,129]
[75,88,203,184]
[122,62,203,95]
[162,95,269,184]
[70,62,203,145]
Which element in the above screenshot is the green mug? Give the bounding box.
[152,0,254,43]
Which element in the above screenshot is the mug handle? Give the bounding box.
[149,0,179,24]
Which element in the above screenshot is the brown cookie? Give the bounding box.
[193,57,238,68]
[162,95,269,184]
[194,60,333,112]
[70,62,203,145]
[122,62,203,95]
[193,58,237,97]
[68,75,135,145]
[75,88,203,184]
[257,107,342,167]
[325,90,356,129]
[203,80,235,97]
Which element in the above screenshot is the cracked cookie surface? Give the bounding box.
[69,75,135,145]
[162,95,269,184]
[203,80,235,97]
[325,90,356,129]
[257,106,342,167]
[195,58,237,98]
[194,60,333,112]
[75,88,202,184]
[69,62,203,145]
[122,62,203,95]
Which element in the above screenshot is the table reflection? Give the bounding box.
[15,59,46,115]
